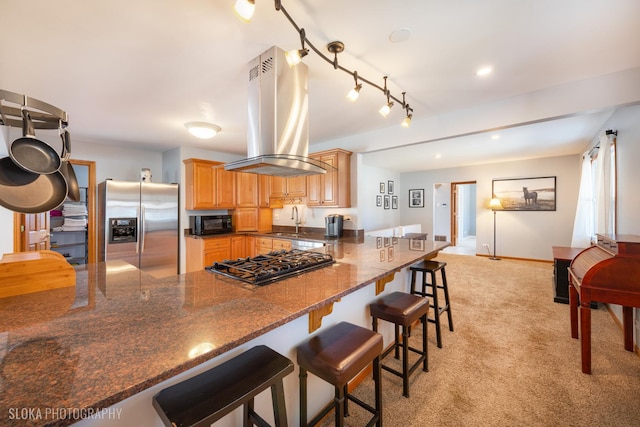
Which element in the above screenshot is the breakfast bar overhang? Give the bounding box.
[0,237,448,427]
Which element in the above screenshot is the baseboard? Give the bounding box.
[474,253,553,264]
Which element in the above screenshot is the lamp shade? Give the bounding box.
[489,197,503,210]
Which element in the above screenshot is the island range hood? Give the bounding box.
[224,46,330,177]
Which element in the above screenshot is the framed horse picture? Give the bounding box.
[492,176,556,211]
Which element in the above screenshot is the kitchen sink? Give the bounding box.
[268,232,306,238]
[291,240,325,250]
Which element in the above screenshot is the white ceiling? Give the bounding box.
[1,0,640,172]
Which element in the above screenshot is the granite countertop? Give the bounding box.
[0,237,448,426]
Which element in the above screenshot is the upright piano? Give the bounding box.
[568,234,640,374]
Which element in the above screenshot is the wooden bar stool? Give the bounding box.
[153,345,294,427]
[296,321,383,427]
[370,291,429,398]
[410,260,454,348]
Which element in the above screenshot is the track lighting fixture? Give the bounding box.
[401,92,413,128]
[285,28,309,67]
[234,0,414,123]
[379,77,393,118]
[401,110,412,128]
[233,0,255,22]
[346,71,362,102]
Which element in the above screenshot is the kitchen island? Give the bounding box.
[0,236,448,427]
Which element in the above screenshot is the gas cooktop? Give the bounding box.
[206,249,335,286]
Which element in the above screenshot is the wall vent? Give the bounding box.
[434,235,447,242]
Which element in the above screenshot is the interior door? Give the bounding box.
[451,184,459,246]
[16,212,50,251]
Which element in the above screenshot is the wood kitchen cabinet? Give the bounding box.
[216,167,236,208]
[272,238,292,251]
[269,175,307,207]
[236,172,258,207]
[307,149,352,207]
[255,236,292,255]
[256,237,274,255]
[185,236,231,273]
[230,235,246,260]
[258,175,271,208]
[184,158,236,209]
[184,159,218,210]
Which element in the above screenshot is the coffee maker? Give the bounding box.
[324,214,344,237]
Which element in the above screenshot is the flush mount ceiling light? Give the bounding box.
[185,121,221,139]
[476,66,493,77]
[234,0,414,127]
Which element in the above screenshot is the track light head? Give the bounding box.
[234,0,255,22]
[285,48,309,67]
[347,83,362,102]
[379,101,393,118]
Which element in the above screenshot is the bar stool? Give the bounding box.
[369,291,429,398]
[153,345,294,427]
[296,321,383,427]
[410,260,454,348]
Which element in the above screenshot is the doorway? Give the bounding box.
[14,159,96,264]
[450,181,476,253]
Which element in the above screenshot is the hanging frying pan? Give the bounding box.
[0,110,68,212]
[8,109,61,174]
[0,156,68,213]
[59,129,80,202]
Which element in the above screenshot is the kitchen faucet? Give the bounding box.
[291,206,301,235]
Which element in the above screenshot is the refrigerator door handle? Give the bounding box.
[140,205,145,253]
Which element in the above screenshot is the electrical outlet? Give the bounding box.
[482,243,489,248]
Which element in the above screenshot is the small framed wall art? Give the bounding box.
[409,189,424,208]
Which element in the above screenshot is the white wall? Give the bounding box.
[611,104,640,236]
[397,155,581,261]
[356,159,402,231]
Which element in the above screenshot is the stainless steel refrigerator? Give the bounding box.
[98,180,179,278]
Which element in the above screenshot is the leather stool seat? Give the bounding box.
[153,345,294,427]
[370,291,429,398]
[297,321,383,427]
[410,260,454,348]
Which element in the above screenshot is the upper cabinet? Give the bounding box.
[306,149,352,207]
[269,175,307,207]
[184,158,236,209]
[236,172,258,207]
[184,149,351,210]
[184,158,218,210]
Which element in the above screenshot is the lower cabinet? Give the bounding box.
[230,235,245,260]
[256,237,292,255]
[186,236,231,273]
[256,237,273,255]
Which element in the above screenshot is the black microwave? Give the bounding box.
[190,215,232,236]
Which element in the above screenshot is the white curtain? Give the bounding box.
[594,133,614,235]
[571,152,594,247]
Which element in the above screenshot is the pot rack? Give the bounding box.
[0,89,68,130]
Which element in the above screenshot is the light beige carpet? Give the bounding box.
[320,253,640,426]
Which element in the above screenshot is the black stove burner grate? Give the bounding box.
[206,249,335,286]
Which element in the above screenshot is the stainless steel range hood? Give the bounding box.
[225,46,329,177]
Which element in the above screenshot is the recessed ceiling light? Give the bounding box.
[389,27,412,43]
[491,134,500,140]
[476,66,493,77]
[434,154,442,159]
[185,122,222,139]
